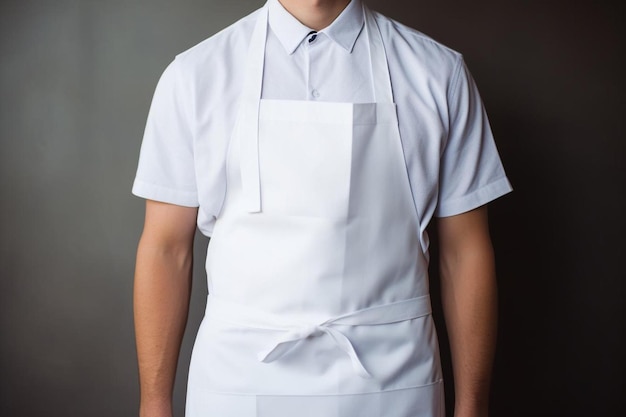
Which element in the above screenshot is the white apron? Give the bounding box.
[186,4,444,416]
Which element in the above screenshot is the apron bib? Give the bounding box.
[187,4,444,416]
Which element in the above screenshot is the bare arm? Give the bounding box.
[437,206,497,417]
[134,200,198,417]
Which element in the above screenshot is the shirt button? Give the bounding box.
[311,89,320,99]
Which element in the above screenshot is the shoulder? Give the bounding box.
[371,9,463,80]
[172,7,262,77]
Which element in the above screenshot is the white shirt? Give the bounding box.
[132,0,512,240]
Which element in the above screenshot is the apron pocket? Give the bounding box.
[258,105,353,219]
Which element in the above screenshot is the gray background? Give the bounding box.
[0,0,623,416]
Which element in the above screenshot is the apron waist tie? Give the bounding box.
[206,294,432,379]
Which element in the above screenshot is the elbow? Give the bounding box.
[136,233,195,276]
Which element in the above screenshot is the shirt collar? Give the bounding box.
[268,0,364,55]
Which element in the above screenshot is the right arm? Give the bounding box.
[134,200,198,417]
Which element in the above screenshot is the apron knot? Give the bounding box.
[257,322,373,379]
[252,295,432,380]
[296,324,323,339]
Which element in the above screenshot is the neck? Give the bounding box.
[277,0,352,31]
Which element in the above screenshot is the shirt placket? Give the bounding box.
[306,31,323,100]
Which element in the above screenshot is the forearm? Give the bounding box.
[440,252,497,416]
[134,237,193,414]
[439,213,498,417]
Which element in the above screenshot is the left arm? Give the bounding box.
[437,205,498,417]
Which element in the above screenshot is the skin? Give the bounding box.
[134,201,197,417]
[278,0,351,30]
[134,2,497,416]
[437,206,497,417]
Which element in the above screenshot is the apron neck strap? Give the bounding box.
[363,6,394,103]
[243,5,269,104]
[237,6,269,212]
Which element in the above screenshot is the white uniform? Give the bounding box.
[133,1,512,416]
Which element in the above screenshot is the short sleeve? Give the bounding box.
[132,58,199,207]
[435,57,512,217]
